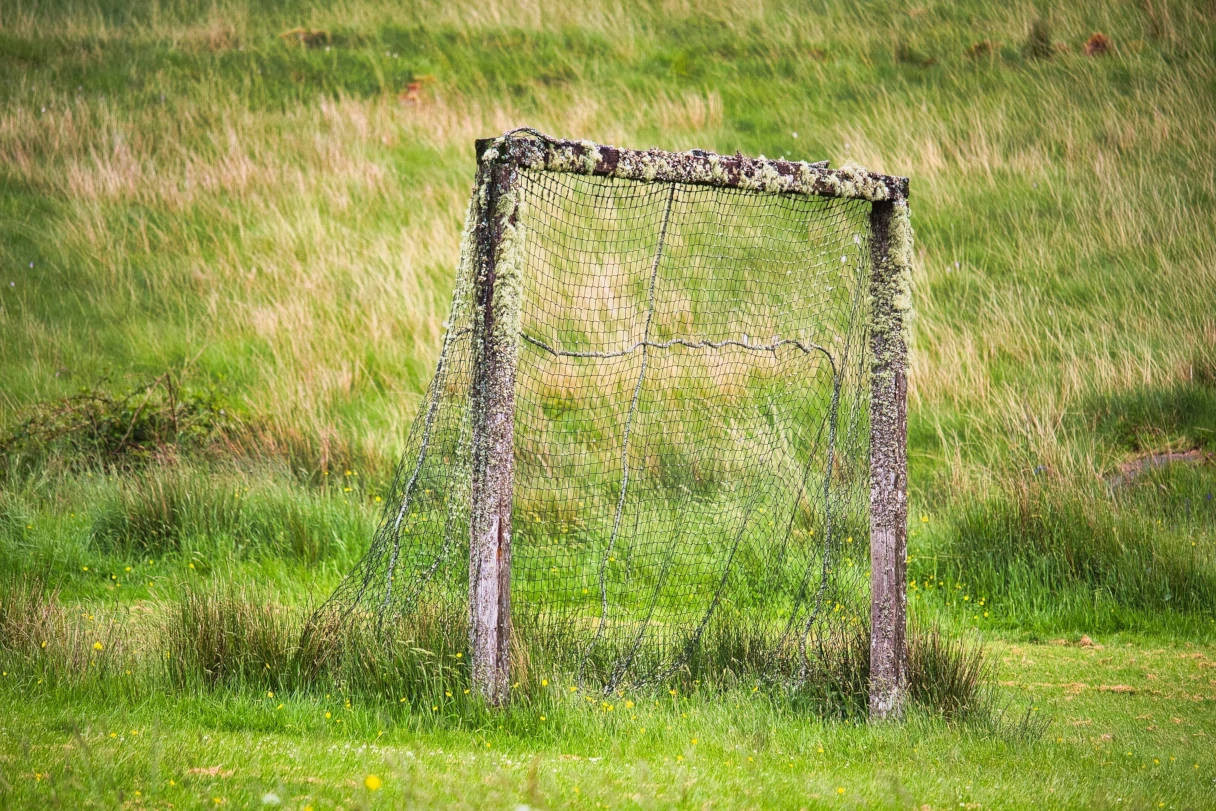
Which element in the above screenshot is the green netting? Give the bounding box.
[316,138,874,692]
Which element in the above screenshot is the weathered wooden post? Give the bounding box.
[468,142,524,705]
[868,198,912,719]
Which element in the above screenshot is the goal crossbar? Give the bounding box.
[474,131,909,203]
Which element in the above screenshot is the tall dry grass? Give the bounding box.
[3,1,1212,492]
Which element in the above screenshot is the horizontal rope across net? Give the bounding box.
[317,147,874,691]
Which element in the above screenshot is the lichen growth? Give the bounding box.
[794,161,818,188]
[637,152,662,182]
[888,199,915,343]
[490,184,525,358]
[465,154,526,359]
[871,200,915,373]
[576,140,602,173]
[753,160,783,193]
[449,194,479,324]
[819,161,888,202]
[544,141,601,174]
[486,131,902,204]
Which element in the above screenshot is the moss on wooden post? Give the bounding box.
[467,146,524,705]
[868,198,912,720]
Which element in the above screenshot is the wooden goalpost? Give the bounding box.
[465,131,911,718]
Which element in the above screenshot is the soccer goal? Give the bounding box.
[316,129,912,718]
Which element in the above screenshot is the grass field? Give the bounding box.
[1,0,1215,807]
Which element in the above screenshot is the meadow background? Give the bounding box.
[1,0,1214,807]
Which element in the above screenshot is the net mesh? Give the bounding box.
[317,149,874,690]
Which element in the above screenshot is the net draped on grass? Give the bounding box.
[315,130,898,693]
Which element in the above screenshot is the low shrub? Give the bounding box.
[0,373,234,472]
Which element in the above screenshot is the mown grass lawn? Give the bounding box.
[3,639,1214,808]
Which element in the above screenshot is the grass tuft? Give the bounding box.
[88,466,373,562]
[163,586,304,690]
[1023,18,1055,59]
[939,483,1216,619]
[907,624,992,722]
[0,577,127,685]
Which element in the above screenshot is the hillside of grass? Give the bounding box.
[1,0,1215,807]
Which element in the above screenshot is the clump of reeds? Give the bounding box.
[0,578,127,686]
[3,573,1010,731]
[88,466,373,563]
[163,586,474,706]
[1023,18,1055,59]
[907,624,993,721]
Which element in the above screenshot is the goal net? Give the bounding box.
[315,130,911,703]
